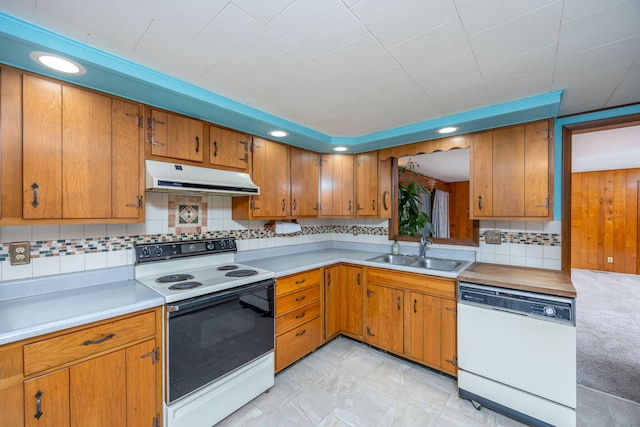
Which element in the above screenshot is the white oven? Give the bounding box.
[135,238,275,427]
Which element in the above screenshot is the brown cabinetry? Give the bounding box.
[290,146,320,217]
[470,119,553,220]
[355,152,379,217]
[275,269,322,372]
[20,74,144,222]
[0,308,162,427]
[147,108,203,163]
[208,125,249,171]
[365,281,404,354]
[323,265,342,341]
[320,154,355,217]
[341,265,364,339]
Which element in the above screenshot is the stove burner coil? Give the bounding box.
[156,274,194,283]
[225,269,259,278]
[216,265,239,271]
[168,281,203,290]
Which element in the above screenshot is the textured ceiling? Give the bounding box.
[0,0,639,151]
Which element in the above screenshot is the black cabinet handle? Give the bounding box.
[82,333,115,346]
[478,195,483,210]
[31,182,39,208]
[296,329,306,336]
[414,299,417,313]
[195,136,200,153]
[34,390,43,419]
[213,140,218,157]
[295,312,306,319]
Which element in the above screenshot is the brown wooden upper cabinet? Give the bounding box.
[147,108,204,163]
[22,74,144,222]
[290,146,320,217]
[320,154,355,217]
[470,119,553,220]
[208,125,250,171]
[355,152,393,219]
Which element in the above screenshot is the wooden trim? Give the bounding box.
[379,135,470,160]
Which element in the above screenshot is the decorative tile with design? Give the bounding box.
[168,195,208,235]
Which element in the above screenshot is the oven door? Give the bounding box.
[166,279,275,403]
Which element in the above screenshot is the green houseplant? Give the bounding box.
[398,160,434,237]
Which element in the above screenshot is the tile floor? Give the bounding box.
[218,337,640,426]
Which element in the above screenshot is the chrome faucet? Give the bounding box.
[419,228,432,258]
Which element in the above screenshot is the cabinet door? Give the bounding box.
[341,265,363,338]
[441,299,458,376]
[24,369,70,427]
[324,266,341,341]
[320,154,354,217]
[111,99,143,219]
[378,157,393,219]
[290,146,319,217]
[251,138,290,218]
[524,121,551,217]
[70,350,126,427]
[492,125,525,217]
[209,125,249,170]
[470,130,493,217]
[409,292,442,368]
[365,283,403,354]
[126,340,158,427]
[356,152,378,217]
[22,75,62,219]
[167,114,203,162]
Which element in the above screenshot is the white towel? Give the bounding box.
[274,221,302,234]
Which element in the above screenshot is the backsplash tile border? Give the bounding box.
[0,227,561,262]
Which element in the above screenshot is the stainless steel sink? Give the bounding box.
[410,257,462,271]
[366,254,464,272]
[366,254,417,265]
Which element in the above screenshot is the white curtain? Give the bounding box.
[432,190,450,238]
[421,192,432,237]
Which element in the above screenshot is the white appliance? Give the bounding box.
[135,238,275,427]
[457,282,576,427]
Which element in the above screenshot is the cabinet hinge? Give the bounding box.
[446,355,458,367]
[366,326,375,337]
[126,195,144,208]
[125,112,143,128]
[141,347,160,364]
[536,197,551,209]
[366,288,374,298]
[250,200,259,211]
[445,306,457,319]
[153,413,160,427]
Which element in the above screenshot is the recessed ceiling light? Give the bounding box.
[268,130,288,138]
[333,146,348,152]
[437,126,459,134]
[30,51,86,75]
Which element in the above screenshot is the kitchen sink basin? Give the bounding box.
[410,258,462,271]
[367,254,464,272]
[366,254,417,265]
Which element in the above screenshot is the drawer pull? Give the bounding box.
[295,296,306,302]
[295,279,306,285]
[295,312,306,319]
[296,329,306,336]
[34,390,43,419]
[82,333,115,346]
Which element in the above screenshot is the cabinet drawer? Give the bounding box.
[276,285,320,315]
[276,317,322,372]
[23,311,156,375]
[368,268,456,299]
[276,301,321,335]
[276,270,321,296]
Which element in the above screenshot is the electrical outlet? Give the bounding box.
[9,242,31,265]
[485,230,502,245]
[607,257,613,263]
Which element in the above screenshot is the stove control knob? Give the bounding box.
[206,242,215,250]
[155,247,163,256]
[141,248,150,257]
[543,306,556,317]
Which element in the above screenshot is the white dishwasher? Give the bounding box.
[457,282,576,427]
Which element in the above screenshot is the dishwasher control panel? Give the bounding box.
[459,282,575,325]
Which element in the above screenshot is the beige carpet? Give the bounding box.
[572,268,640,403]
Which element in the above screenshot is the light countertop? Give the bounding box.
[0,268,163,345]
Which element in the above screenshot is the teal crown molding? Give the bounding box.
[0,12,563,153]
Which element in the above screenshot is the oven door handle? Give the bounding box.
[167,279,275,316]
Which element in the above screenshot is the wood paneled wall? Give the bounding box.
[571,168,640,274]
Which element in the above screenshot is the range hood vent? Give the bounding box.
[145,160,259,196]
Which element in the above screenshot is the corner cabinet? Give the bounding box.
[0,308,162,427]
[21,74,144,222]
[470,119,553,220]
[320,154,355,217]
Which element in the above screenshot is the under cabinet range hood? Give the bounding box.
[145,160,259,196]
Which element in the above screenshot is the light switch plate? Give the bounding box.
[485,230,502,245]
[9,242,31,265]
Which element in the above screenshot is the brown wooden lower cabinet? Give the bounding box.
[0,308,162,427]
[275,270,323,372]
